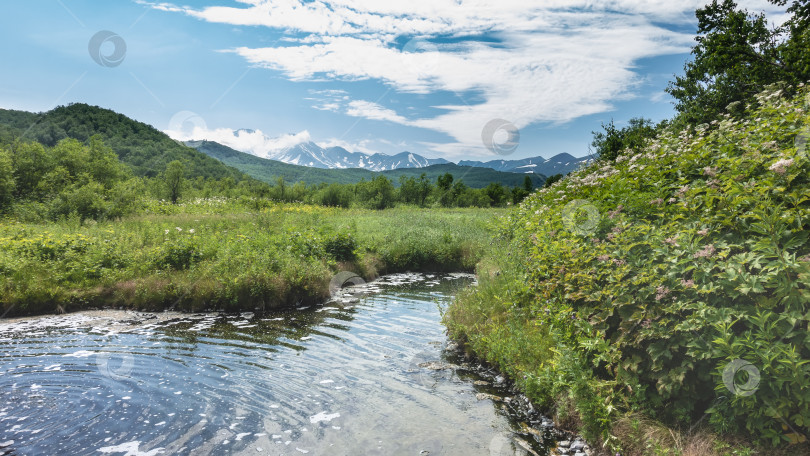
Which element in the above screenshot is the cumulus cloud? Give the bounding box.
[146,0,787,159]
[165,125,311,158]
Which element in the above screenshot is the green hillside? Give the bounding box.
[0,104,247,181]
[188,140,546,188]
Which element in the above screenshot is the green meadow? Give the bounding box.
[0,201,502,316]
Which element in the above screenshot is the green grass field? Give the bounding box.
[0,199,504,316]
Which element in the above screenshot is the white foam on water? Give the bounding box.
[309,412,340,424]
[63,350,96,358]
[96,440,164,455]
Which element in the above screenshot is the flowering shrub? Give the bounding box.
[446,85,810,448]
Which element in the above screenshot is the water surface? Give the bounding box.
[0,273,551,455]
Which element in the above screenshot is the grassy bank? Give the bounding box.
[444,85,810,455]
[0,201,503,317]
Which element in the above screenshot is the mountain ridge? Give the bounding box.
[262,140,450,171]
[187,139,547,189]
[207,131,590,175]
[458,153,592,175]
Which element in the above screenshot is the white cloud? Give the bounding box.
[346,100,411,124]
[165,126,311,158]
[317,138,380,155]
[313,102,341,112]
[147,0,788,159]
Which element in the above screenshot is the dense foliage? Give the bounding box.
[591,118,662,162]
[0,104,246,180]
[445,85,810,452]
[667,0,810,127]
[1,137,142,222]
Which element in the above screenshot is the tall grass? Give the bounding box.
[0,200,503,316]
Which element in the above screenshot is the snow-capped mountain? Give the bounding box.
[185,127,589,175]
[269,141,335,168]
[267,141,449,171]
[458,153,592,176]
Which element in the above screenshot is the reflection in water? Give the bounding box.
[0,273,554,455]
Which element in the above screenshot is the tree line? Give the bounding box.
[590,0,810,161]
[0,136,539,222]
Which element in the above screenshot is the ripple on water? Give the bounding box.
[0,273,551,455]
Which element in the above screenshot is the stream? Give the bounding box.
[0,273,561,455]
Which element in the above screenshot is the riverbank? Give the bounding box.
[0,202,503,317]
[443,85,810,455]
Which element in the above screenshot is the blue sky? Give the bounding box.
[0,0,784,162]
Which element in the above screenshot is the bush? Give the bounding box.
[323,231,357,262]
[155,236,202,270]
[0,148,14,212]
[445,85,810,449]
[49,182,109,223]
[317,183,352,208]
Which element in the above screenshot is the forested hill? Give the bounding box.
[0,104,246,181]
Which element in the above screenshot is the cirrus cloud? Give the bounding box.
[143,0,786,159]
